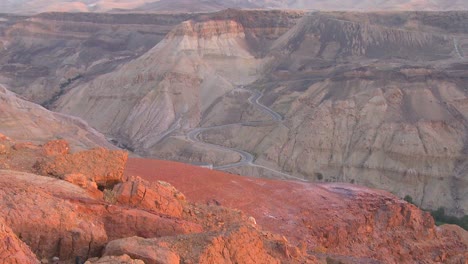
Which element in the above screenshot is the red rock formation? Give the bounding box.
[0,217,39,264]
[35,147,128,188]
[103,237,180,264]
[42,139,70,156]
[0,137,466,263]
[62,173,102,199]
[126,158,468,263]
[103,224,291,264]
[0,169,206,261]
[85,254,144,264]
[0,138,312,263]
[113,176,185,218]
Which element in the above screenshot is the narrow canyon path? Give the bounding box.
[185,87,305,181]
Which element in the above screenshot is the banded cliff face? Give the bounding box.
[1,10,467,216]
[197,12,468,216]
[0,12,196,104]
[213,71,468,216]
[55,11,301,152]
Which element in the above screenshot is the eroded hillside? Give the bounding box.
[1,10,467,217]
[0,134,466,263]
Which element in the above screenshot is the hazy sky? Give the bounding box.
[1,0,467,14]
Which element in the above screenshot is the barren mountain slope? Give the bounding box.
[54,10,302,152]
[1,10,467,217]
[0,12,197,105]
[196,11,468,216]
[0,84,113,150]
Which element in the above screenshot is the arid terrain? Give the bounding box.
[1,9,466,216]
[0,134,466,263]
[0,2,467,263]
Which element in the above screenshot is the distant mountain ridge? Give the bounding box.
[2,0,468,14]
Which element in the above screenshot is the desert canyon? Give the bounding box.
[0,1,467,263]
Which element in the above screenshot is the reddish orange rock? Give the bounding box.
[0,144,9,155]
[197,225,281,264]
[0,217,39,264]
[103,237,180,264]
[0,133,9,141]
[0,133,11,155]
[85,254,144,264]
[113,176,185,217]
[36,147,128,188]
[102,225,289,264]
[12,142,39,151]
[42,139,70,156]
[0,170,202,262]
[104,206,203,241]
[126,158,468,264]
[62,173,102,199]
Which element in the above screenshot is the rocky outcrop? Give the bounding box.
[0,170,197,262]
[0,138,200,262]
[85,254,144,264]
[127,158,468,263]
[102,224,291,264]
[35,147,128,188]
[42,139,70,156]
[0,137,317,263]
[113,176,185,217]
[103,237,180,264]
[0,217,39,264]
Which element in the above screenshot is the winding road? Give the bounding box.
[185,87,305,181]
[454,38,464,59]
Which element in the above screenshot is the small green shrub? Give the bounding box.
[430,207,468,231]
[315,172,323,180]
[403,195,414,204]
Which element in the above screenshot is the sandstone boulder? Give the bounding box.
[104,237,180,264]
[35,147,128,188]
[0,170,109,261]
[196,225,281,264]
[113,176,185,217]
[85,254,145,264]
[103,206,202,241]
[0,170,202,262]
[62,173,102,199]
[0,133,10,141]
[110,225,284,264]
[42,139,70,156]
[0,143,9,155]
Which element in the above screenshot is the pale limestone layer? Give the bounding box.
[56,19,263,152]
